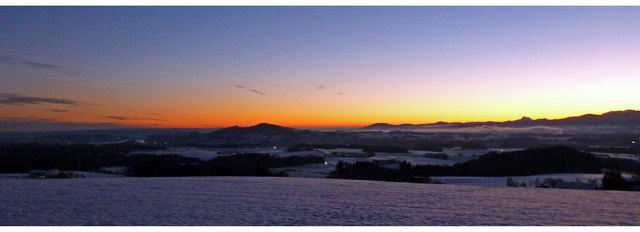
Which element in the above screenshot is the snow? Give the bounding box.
[130,147,223,161]
[130,147,326,161]
[99,166,128,175]
[87,139,130,145]
[376,153,471,166]
[591,152,640,162]
[73,171,126,178]
[1,176,639,225]
[273,150,325,158]
[269,148,522,175]
[317,148,362,154]
[128,147,518,166]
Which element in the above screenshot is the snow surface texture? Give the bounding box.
[1,177,639,226]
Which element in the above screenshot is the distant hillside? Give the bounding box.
[362,110,640,130]
[147,123,325,146]
[552,110,640,126]
[411,146,640,177]
[213,123,297,135]
[445,146,602,176]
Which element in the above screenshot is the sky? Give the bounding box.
[1,6,639,130]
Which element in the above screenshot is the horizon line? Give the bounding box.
[1,108,637,132]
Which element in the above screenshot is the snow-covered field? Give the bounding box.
[131,147,639,166]
[1,177,639,225]
[271,148,491,176]
[129,147,526,166]
[591,152,640,162]
[130,147,226,161]
[317,148,487,166]
[129,147,325,161]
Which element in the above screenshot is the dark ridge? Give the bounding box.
[362,109,640,130]
[214,123,295,134]
[361,123,395,130]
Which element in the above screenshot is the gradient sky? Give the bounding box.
[1,6,639,129]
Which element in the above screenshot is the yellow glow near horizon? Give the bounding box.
[2,72,638,129]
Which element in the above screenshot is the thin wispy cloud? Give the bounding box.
[318,84,346,94]
[0,117,55,122]
[0,119,129,132]
[104,115,168,122]
[0,92,92,106]
[145,118,169,122]
[0,117,31,121]
[230,83,267,96]
[0,56,15,63]
[319,85,345,95]
[142,123,164,127]
[105,116,128,120]
[143,112,159,115]
[0,55,74,74]
[22,61,66,70]
[49,109,69,113]
[36,118,55,122]
[250,89,266,95]
[147,118,168,122]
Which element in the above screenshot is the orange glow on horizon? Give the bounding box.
[20,107,632,129]
[2,90,637,130]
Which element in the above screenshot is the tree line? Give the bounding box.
[327,146,640,188]
[0,143,323,177]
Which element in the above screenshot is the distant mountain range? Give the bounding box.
[153,110,640,146]
[362,110,640,131]
[0,110,635,150]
